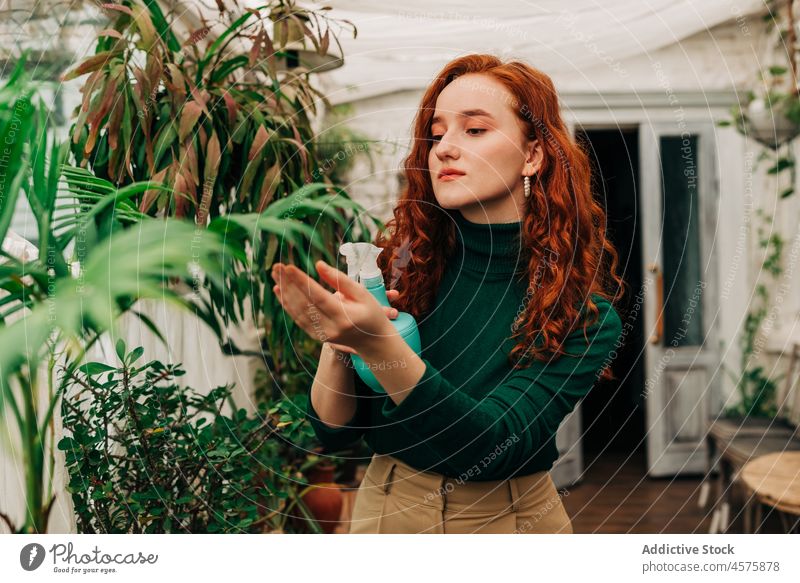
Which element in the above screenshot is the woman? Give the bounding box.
[271,54,624,534]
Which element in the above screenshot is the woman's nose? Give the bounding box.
[434,134,460,160]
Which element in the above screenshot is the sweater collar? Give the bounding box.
[450,210,526,276]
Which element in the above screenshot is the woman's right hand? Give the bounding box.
[327,289,401,354]
[385,289,400,319]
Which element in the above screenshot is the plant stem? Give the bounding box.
[790,0,799,95]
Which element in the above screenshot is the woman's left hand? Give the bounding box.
[271,259,396,356]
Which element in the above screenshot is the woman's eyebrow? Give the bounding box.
[431,109,496,124]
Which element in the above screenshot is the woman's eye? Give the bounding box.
[429,128,485,142]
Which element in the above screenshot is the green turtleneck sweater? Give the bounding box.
[306,210,622,481]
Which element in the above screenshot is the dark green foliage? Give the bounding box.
[59,341,328,533]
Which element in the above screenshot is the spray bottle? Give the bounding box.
[339,242,421,394]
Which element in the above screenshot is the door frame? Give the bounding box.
[639,120,721,476]
[551,90,733,484]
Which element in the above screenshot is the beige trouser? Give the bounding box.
[347,453,573,534]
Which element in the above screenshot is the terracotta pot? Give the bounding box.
[284,461,344,534]
[300,462,344,534]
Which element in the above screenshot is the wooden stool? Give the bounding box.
[739,452,800,533]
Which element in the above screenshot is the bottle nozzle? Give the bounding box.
[339,242,383,282]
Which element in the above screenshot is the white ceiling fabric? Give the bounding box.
[298,0,768,101]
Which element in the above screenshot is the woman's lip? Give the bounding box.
[439,173,465,181]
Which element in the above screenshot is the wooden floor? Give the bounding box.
[563,446,712,533]
[333,444,793,534]
[563,445,791,533]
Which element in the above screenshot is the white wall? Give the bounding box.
[323,13,800,418]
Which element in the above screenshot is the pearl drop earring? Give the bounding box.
[523,175,531,198]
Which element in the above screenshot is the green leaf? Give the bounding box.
[79,362,118,375]
[127,346,145,364]
[767,157,794,174]
[115,338,127,362]
[142,0,181,52]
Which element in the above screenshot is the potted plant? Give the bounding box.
[722,1,800,196]
[61,0,381,398]
[0,57,244,532]
[0,55,350,532]
[58,342,325,533]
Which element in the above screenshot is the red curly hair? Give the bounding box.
[371,54,624,374]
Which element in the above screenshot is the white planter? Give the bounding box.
[742,97,800,149]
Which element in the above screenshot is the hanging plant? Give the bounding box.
[721,0,800,197]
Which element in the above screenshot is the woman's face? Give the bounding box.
[427,73,542,223]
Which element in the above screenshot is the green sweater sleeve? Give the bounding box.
[380,300,622,479]
[306,373,370,453]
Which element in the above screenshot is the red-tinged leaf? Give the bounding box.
[91,74,119,126]
[73,73,104,144]
[248,125,270,161]
[196,186,213,226]
[188,87,211,115]
[165,64,186,96]
[298,19,319,52]
[123,137,134,180]
[189,86,204,110]
[291,125,311,182]
[140,167,168,213]
[131,5,157,50]
[197,133,220,226]
[178,101,203,142]
[108,140,121,182]
[184,141,200,186]
[72,108,88,145]
[239,148,268,202]
[132,66,149,108]
[100,3,133,16]
[173,161,197,218]
[222,90,238,127]
[256,162,281,213]
[204,131,221,183]
[320,29,330,55]
[185,26,210,47]
[263,30,277,79]
[174,172,188,218]
[249,28,262,68]
[61,52,116,81]
[341,19,358,39]
[80,69,104,112]
[85,77,119,155]
[146,57,163,100]
[144,143,154,174]
[184,173,198,208]
[97,28,123,39]
[106,96,124,151]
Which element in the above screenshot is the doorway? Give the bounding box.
[576,128,646,460]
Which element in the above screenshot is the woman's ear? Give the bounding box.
[525,139,544,176]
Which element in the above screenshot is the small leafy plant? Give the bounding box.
[59,341,327,533]
[724,209,784,418]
